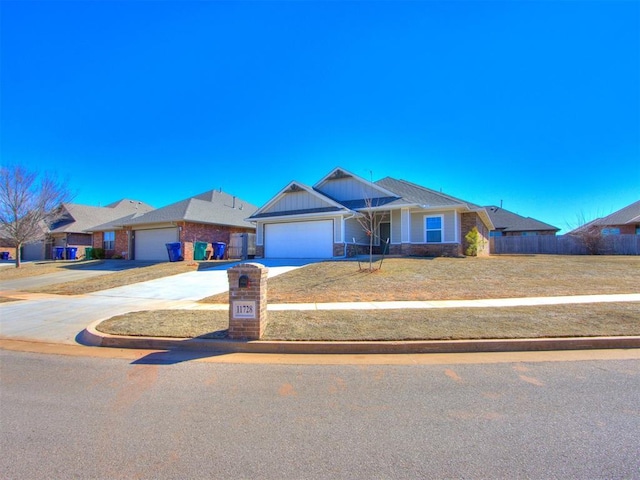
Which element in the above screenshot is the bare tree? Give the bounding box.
[567,212,604,255]
[0,165,74,267]
[355,196,388,272]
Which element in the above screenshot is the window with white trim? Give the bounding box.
[103,231,115,250]
[425,215,443,243]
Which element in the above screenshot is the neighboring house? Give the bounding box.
[247,167,494,259]
[0,227,18,260]
[485,206,559,237]
[91,190,257,261]
[570,200,640,236]
[23,200,153,260]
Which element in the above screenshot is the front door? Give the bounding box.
[379,222,391,252]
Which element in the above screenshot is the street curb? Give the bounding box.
[81,321,640,354]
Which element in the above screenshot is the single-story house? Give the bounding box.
[569,200,640,236]
[23,199,154,260]
[485,206,559,237]
[247,167,495,258]
[0,227,18,260]
[91,189,257,261]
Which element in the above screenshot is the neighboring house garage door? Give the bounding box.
[134,228,179,261]
[265,220,333,258]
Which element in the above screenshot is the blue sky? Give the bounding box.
[2,0,638,233]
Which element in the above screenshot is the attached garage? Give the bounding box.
[134,227,179,261]
[265,220,333,258]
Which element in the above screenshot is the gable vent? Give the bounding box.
[328,169,352,180]
[286,184,304,193]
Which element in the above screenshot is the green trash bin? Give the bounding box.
[85,247,94,260]
[193,241,208,261]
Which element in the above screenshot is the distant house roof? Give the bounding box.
[589,200,640,226]
[105,190,258,230]
[49,200,154,234]
[485,206,559,233]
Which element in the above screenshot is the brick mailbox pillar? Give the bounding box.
[227,263,269,340]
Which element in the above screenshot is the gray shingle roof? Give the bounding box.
[49,200,154,234]
[591,200,640,226]
[117,190,258,229]
[485,206,559,232]
[375,177,482,209]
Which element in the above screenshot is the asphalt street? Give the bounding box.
[1,349,639,479]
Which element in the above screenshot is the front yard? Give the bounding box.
[97,255,640,341]
[202,255,640,303]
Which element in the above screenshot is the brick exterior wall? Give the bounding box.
[609,224,637,235]
[389,243,463,257]
[114,231,129,258]
[90,230,129,259]
[181,222,254,261]
[461,212,491,256]
[0,245,18,260]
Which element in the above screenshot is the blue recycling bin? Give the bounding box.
[212,242,226,260]
[165,242,183,262]
[65,247,78,260]
[54,247,65,260]
[1,252,9,260]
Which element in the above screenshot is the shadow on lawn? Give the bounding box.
[59,260,161,272]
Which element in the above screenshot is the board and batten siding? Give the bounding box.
[319,177,383,202]
[345,217,368,244]
[410,210,457,243]
[391,210,402,244]
[256,222,264,245]
[334,218,342,243]
[264,190,329,214]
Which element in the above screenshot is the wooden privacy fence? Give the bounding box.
[491,234,640,255]
[228,233,257,259]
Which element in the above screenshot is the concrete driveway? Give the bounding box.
[0,259,317,344]
[90,258,315,301]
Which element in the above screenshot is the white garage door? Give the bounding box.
[265,220,333,258]
[134,228,179,261]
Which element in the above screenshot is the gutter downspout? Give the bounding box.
[342,212,359,258]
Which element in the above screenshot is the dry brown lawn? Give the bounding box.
[0,260,103,280]
[4,260,231,295]
[97,302,640,341]
[202,255,640,304]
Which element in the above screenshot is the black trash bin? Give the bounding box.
[1,252,9,260]
[54,247,65,260]
[65,247,78,260]
[212,242,226,260]
[165,242,183,262]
